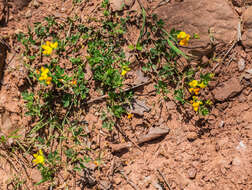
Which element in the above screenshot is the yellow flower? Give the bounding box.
[192,101,202,112]
[192,102,200,112]
[189,88,200,95]
[50,41,58,49]
[121,65,131,76]
[179,39,189,46]
[41,66,49,75]
[45,77,52,85]
[177,31,187,39]
[127,113,133,119]
[41,41,58,55]
[177,31,190,46]
[33,150,45,165]
[94,160,100,166]
[189,80,198,88]
[194,88,200,95]
[38,67,52,85]
[71,80,77,86]
[198,82,206,88]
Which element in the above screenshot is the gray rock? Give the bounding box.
[237,58,245,71]
[188,167,197,179]
[127,99,151,116]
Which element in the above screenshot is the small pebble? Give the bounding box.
[33,0,40,8]
[25,10,32,18]
[238,58,245,71]
[187,132,198,141]
[188,167,197,179]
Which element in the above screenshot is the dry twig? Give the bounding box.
[157,169,172,190]
[86,80,152,104]
[212,21,241,72]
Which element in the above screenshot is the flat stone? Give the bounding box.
[154,0,239,56]
[127,99,151,116]
[212,78,242,101]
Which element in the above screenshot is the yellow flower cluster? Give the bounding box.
[177,31,190,46]
[190,96,203,112]
[188,80,206,95]
[33,150,45,165]
[41,41,58,55]
[71,80,77,86]
[121,65,131,76]
[38,67,52,85]
[189,80,206,112]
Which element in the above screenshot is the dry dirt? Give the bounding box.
[0,0,252,189]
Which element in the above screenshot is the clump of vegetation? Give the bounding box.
[1,0,214,187]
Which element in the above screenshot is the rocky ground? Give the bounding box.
[0,0,252,189]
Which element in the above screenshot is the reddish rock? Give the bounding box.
[242,6,252,53]
[243,6,252,29]
[154,0,239,56]
[110,0,124,11]
[212,78,242,101]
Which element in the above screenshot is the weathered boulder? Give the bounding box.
[154,0,239,56]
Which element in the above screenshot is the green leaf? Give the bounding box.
[162,29,189,59]
[128,44,135,51]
